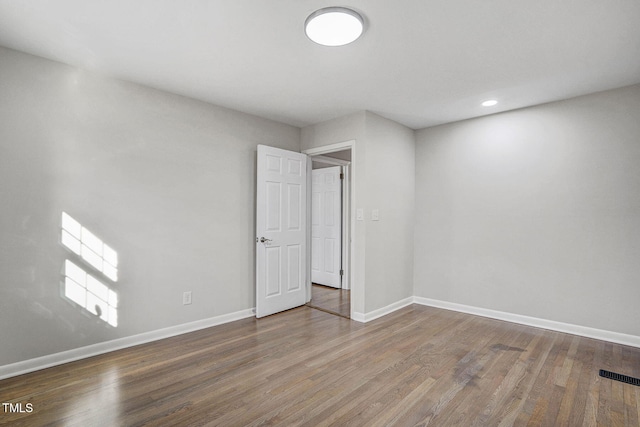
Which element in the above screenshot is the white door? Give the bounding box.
[256,145,307,318]
[311,166,342,288]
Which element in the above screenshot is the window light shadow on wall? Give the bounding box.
[62,212,118,281]
[61,212,119,327]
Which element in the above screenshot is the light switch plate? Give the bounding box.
[356,208,364,221]
[183,291,192,305]
[372,209,379,221]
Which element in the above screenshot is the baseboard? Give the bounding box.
[352,297,414,323]
[351,311,366,322]
[0,308,256,381]
[413,297,640,349]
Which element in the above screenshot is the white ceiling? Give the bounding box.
[0,0,639,129]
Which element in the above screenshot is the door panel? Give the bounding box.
[256,145,307,317]
[324,238,336,272]
[266,182,281,231]
[265,246,281,297]
[288,184,301,229]
[287,245,301,291]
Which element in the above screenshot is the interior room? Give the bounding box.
[1,1,640,425]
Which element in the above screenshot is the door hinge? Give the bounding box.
[340,269,344,276]
[340,173,344,180]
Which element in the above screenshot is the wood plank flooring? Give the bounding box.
[1,305,639,426]
[306,284,350,318]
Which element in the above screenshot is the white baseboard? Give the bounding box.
[0,308,255,381]
[352,297,414,323]
[413,297,640,349]
[351,311,365,322]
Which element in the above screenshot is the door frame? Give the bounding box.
[303,140,355,318]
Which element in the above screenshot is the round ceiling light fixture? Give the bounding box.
[482,99,498,107]
[305,7,364,47]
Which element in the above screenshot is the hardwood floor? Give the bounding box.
[1,305,639,426]
[306,284,350,318]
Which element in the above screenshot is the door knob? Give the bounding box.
[258,237,272,243]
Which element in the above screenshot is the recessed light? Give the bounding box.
[305,7,364,47]
[482,100,498,107]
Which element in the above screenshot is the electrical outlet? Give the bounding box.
[183,291,192,305]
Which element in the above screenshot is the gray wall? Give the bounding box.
[414,85,640,336]
[302,112,367,314]
[302,111,415,314]
[363,113,415,311]
[0,47,300,365]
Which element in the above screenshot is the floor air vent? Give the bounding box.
[599,369,640,386]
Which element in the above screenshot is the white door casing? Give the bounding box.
[311,166,342,288]
[256,145,307,318]
[303,140,355,317]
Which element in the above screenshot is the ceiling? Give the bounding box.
[0,0,639,129]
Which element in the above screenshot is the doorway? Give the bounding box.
[255,142,356,320]
[304,146,352,319]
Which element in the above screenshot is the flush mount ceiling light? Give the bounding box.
[305,7,364,47]
[482,99,498,107]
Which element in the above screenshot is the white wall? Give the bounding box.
[0,47,300,366]
[414,85,640,336]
